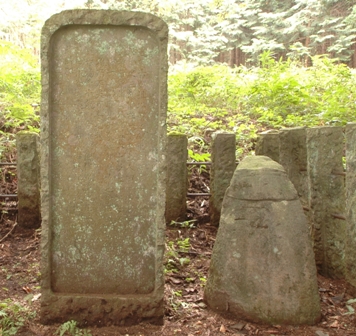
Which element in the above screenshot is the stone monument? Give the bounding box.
[204,155,320,325]
[40,10,168,325]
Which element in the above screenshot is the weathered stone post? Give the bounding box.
[279,127,310,228]
[210,133,236,226]
[255,130,280,162]
[345,123,356,292]
[16,131,41,229]
[166,133,188,223]
[204,156,320,325]
[279,128,308,204]
[307,126,345,278]
[40,10,168,325]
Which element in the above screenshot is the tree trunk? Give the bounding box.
[351,40,356,68]
[229,48,236,67]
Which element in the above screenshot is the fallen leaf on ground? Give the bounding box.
[329,320,339,328]
[219,324,226,333]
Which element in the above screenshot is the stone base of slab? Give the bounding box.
[40,292,164,326]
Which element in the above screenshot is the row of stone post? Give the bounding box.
[165,132,236,225]
[14,125,356,290]
[16,131,235,230]
[256,125,356,286]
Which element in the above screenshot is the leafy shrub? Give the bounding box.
[55,320,92,336]
[0,41,40,159]
[168,52,356,157]
[0,299,36,336]
[1,44,355,161]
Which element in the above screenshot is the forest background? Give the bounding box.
[1,0,356,161]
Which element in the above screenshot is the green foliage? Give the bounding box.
[170,219,197,229]
[176,237,190,253]
[0,41,40,125]
[55,320,92,336]
[2,1,356,67]
[165,237,192,273]
[92,0,356,66]
[168,53,356,157]
[0,299,36,336]
[0,41,40,159]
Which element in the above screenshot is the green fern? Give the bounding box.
[55,320,92,336]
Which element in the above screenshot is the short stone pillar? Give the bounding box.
[209,133,236,226]
[166,133,188,223]
[279,127,310,231]
[204,156,320,325]
[345,123,356,292]
[307,127,345,278]
[279,127,308,204]
[16,131,41,229]
[40,10,168,326]
[255,130,280,163]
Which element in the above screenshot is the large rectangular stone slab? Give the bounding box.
[40,10,168,325]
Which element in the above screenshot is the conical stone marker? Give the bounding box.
[204,155,321,325]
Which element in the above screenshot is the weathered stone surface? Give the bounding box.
[210,133,236,226]
[278,127,312,236]
[307,127,345,278]
[16,131,41,229]
[345,123,356,292]
[204,155,320,325]
[40,10,168,325]
[255,130,280,163]
[166,133,188,223]
[279,127,307,203]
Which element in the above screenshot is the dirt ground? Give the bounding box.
[1,168,356,335]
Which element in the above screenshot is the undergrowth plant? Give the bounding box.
[55,320,92,336]
[0,299,36,336]
[168,51,356,158]
[169,219,197,229]
[0,41,40,160]
[1,45,355,162]
[165,237,192,274]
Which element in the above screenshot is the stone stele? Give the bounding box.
[204,155,321,325]
[40,10,168,326]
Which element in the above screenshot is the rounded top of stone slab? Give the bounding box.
[42,10,168,43]
[226,155,298,201]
